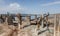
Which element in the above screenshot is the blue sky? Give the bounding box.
[0,0,60,14]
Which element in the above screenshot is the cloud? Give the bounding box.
[41,1,60,6]
[0,3,25,14]
[9,3,20,9]
[8,3,22,11]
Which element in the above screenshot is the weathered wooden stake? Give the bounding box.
[58,16,59,36]
[5,17,8,25]
[42,14,44,28]
[26,15,31,25]
[16,14,22,36]
[54,15,57,36]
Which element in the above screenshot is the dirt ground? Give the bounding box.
[0,23,60,36]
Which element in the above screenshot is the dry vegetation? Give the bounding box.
[0,14,60,36]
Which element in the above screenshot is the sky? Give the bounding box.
[0,0,60,14]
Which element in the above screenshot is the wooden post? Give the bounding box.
[58,16,59,36]
[16,14,22,36]
[5,16,8,25]
[28,15,31,24]
[29,16,31,25]
[42,14,44,28]
[37,15,41,30]
[59,16,60,36]
[26,15,31,25]
[54,15,57,36]
[46,15,49,29]
[16,14,22,29]
[35,15,38,29]
[35,15,37,20]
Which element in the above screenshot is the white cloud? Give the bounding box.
[8,3,22,11]
[0,3,24,14]
[41,1,60,6]
[9,3,20,9]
